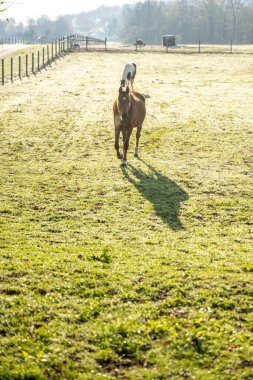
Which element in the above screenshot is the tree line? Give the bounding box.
[1,1,253,44]
[119,0,253,44]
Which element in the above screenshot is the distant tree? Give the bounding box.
[227,0,246,42]
[119,1,169,44]
[106,18,118,37]
[53,16,73,39]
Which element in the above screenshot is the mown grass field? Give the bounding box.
[0,49,253,380]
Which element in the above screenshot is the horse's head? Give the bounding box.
[117,86,131,121]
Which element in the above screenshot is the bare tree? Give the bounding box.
[227,0,246,41]
[0,0,10,14]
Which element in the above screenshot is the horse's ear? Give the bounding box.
[119,86,123,93]
[126,86,130,94]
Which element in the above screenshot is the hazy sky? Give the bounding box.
[5,0,136,23]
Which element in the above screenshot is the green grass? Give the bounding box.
[0,50,253,379]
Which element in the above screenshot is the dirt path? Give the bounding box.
[0,44,30,59]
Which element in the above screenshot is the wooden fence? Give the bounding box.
[0,34,106,85]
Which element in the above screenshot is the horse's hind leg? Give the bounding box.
[130,78,134,90]
[134,124,142,158]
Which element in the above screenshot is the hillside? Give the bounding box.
[73,6,122,41]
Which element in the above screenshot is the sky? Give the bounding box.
[4,0,136,23]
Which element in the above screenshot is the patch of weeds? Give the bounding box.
[143,129,166,151]
[160,101,169,112]
[0,368,45,380]
[192,337,205,354]
[92,322,150,366]
[160,297,192,310]
[211,298,235,311]
[90,245,113,264]
[242,263,253,273]
[34,327,52,343]
[148,320,170,339]
[77,301,103,323]
[1,287,22,295]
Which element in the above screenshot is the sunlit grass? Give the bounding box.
[0,50,252,379]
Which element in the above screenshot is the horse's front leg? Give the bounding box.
[122,126,133,166]
[114,126,123,159]
[134,124,142,158]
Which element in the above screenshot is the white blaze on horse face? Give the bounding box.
[118,92,131,120]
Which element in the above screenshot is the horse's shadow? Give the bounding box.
[121,160,188,231]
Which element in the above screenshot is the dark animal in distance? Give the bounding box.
[135,39,146,46]
[113,86,146,166]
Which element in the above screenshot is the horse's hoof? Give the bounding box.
[134,153,139,158]
[117,154,123,160]
[121,161,127,167]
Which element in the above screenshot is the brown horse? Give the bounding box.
[113,86,146,166]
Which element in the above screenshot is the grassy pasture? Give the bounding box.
[0,50,253,379]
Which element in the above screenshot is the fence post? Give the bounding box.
[19,56,21,80]
[26,55,28,76]
[2,59,4,85]
[43,47,45,67]
[32,53,35,74]
[37,51,40,71]
[47,45,49,63]
[198,39,201,53]
[51,42,53,60]
[11,57,13,82]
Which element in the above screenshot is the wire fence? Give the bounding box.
[1,34,106,85]
[119,40,253,54]
[1,34,253,85]
[0,36,34,44]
